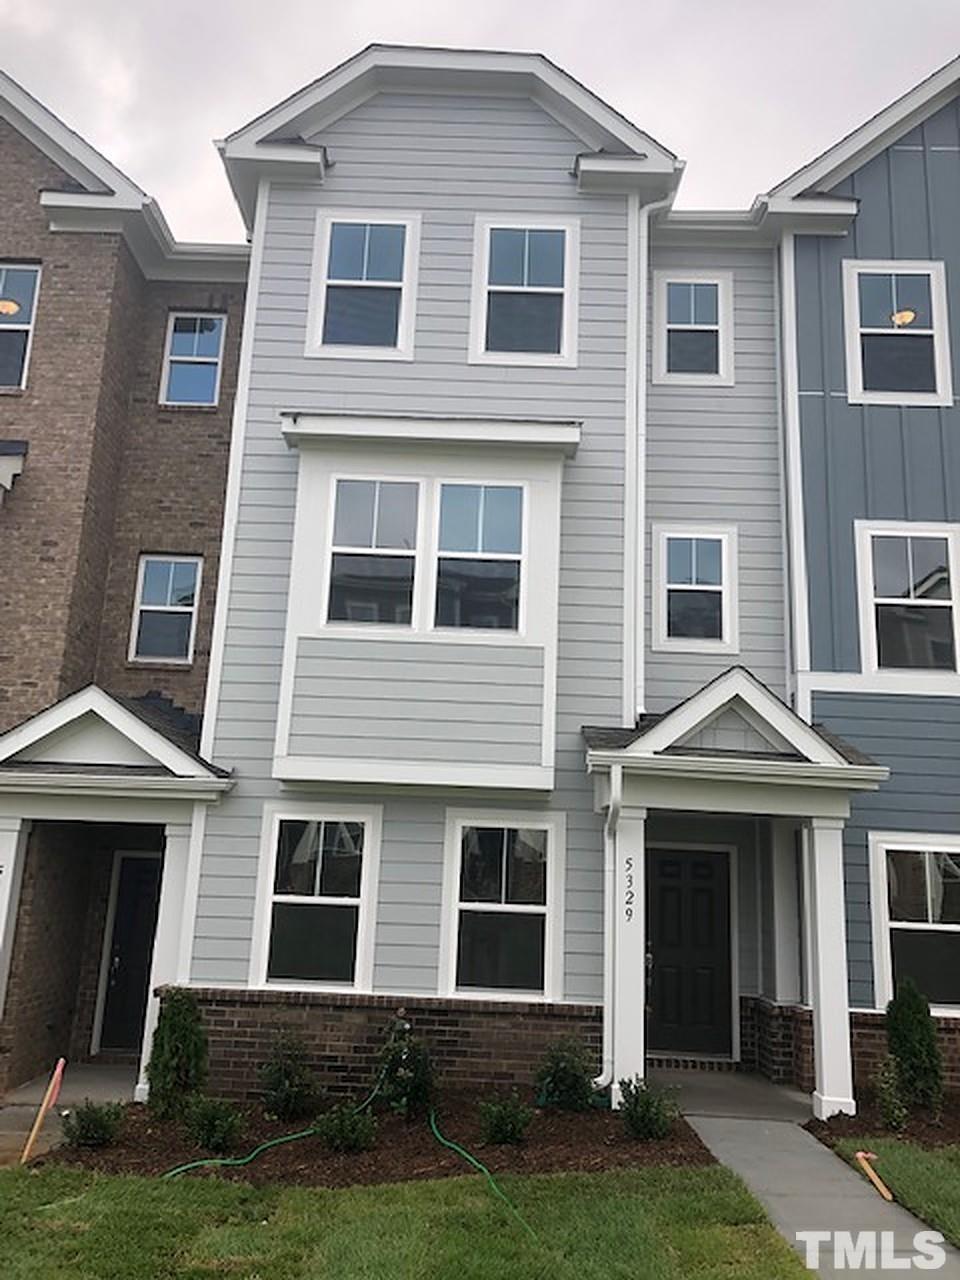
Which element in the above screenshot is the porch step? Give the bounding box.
[646,1055,738,1073]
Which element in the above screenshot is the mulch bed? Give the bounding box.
[44,1092,713,1188]
[806,1091,960,1151]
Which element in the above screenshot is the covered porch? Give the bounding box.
[586,668,888,1119]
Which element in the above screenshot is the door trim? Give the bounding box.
[646,842,739,1062]
[91,850,162,1056]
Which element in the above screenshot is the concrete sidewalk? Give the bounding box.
[691,1114,960,1276]
[0,1064,136,1168]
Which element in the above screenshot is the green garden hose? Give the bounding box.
[427,1108,538,1242]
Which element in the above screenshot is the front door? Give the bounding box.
[646,848,732,1056]
[99,855,162,1052]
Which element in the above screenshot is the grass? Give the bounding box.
[835,1138,960,1247]
[0,1164,807,1279]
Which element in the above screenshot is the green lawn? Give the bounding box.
[835,1138,960,1247]
[0,1165,807,1279]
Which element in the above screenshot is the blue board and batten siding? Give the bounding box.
[195,91,629,1000]
[797,97,960,1006]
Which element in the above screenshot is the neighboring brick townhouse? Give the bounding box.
[2,47,960,1123]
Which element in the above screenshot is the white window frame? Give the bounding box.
[869,830,960,1016]
[158,311,227,407]
[854,520,960,686]
[842,259,952,407]
[652,270,734,387]
[0,263,41,391]
[305,210,421,361]
[249,803,382,992]
[127,554,203,666]
[468,215,580,368]
[652,523,739,654]
[438,809,565,1002]
[320,474,530,639]
[325,476,422,627]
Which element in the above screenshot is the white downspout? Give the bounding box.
[594,762,622,1089]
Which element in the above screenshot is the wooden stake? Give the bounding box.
[855,1150,894,1202]
[19,1058,65,1165]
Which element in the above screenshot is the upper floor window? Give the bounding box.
[653,271,734,385]
[327,478,419,625]
[129,554,202,664]
[0,264,40,390]
[857,523,959,674]
[469,218,579,367]
[307,213,420,360]
[652,523,738,654]
[842,261,952,406]
[436,484,523,630]
[160,313,226,407]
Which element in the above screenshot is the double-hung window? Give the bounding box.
[873,835,960,1008]
[436,484,523,630]
[308,214,420,359]
[160,313,226,406]
[470,218,579,365]
[857,524,959,674]
[327,479,419,625]
[652,524,738,653]
[0,264,40,389]
[843,261,952,405]
[266,816,375,986]
[653,271,734,384]
[129,555,202,663]
[443,815,563,997]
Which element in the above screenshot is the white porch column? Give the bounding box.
[806,817,855,1118]
[771,820,801,1004]
[612,807,646,1102]
[0,817,28,1019]
[135,821,192,1103]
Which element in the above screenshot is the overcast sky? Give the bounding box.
[2,0,958,243]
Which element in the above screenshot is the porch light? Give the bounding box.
[0,299,21,316]
[891,308,916,327]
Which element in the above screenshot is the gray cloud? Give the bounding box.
[1,0,958,242]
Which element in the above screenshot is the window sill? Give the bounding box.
[652,372,735,388]
[467,350,577,369]
[126,659,194,671]
[0,387,26,397]
[652,637,739,656]
[304,344,414,362]
[847,390,952,407]
[157,402,222,414]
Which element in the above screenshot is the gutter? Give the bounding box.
[593,761,622,1090]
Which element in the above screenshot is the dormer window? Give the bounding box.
[0,265,40,390]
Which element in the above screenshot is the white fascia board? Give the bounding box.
[656,196,858,245]
[0,773,232,801]
[574,154,683,200]
[274,755,554,790]
[586,750,888,792]
[281,414,581,456]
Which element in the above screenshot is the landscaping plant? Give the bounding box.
[887,978,943,1114]
[184,1096,243,1154]
[61,1099,125,1149]
[146,988,207,1119]
[617,1076,678,1140]
[478,1091,535,1145]
[260,1030,319,1120]
[315,1102,377,1153]
[377,1010,434,1118]
[535,1037,596,1111]
[874,1054,908,1133]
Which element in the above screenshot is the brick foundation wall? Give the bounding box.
[176,988,603,1101]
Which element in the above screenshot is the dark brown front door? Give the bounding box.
[99,855,162,1052]
[646,848,732,1056]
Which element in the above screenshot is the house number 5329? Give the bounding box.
[624,855,635,922]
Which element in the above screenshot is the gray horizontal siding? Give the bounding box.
[645,244,786,711]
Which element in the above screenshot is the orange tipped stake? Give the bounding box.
[19,1057,65,1165]
[855,1150,894,1202]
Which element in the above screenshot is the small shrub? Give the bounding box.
[184,1096,243,1154]
[535,1037,595,1112]
[147,988,207,1120]
[617,1076,679,1140]
[315,1103,377,1153]
[260,1031,318,1121]
[887,978,943,1113]
[874,1055,908,1133]
[61,1099,124,1149]
[377,1011,434,1119]
[479,1091,534,1145]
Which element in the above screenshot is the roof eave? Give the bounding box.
[586,750,889,792]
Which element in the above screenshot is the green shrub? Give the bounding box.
[887,978,943,1113]
[259,1031,318,1121]
[874,1055,908,1133]
[315,1103,377,1153]
[535,1037,596,1112]
[617,1076,679,1140]
[61,1099,124,1149]
[478,1091,534,1145]
[184,1096,243,1154]
[146,988,207,1119]
[378,1012,434,1118]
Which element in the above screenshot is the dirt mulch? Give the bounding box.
[44,1092,713,1188]
[806,1091,960,1151]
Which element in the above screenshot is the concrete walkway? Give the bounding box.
[0,1064,136,1167]
[661,1071,960,1276]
